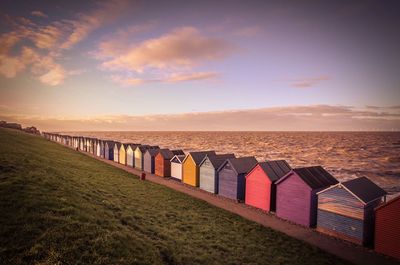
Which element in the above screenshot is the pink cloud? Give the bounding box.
[60,0,130,49]
[101,27,232,72]
[31,11,48,18]
[97,26,232,86]
[0,0,128,86]
[2,105,399,131]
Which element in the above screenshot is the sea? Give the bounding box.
[61,131,400,198]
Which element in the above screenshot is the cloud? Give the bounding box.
[288,76,331,88]
[97,26,232,85]
[0,0,128,86]
[31,11,48,18]
[60,0,129,49]
[110,71,220,86]
[2,105,399,131]
[167,72,220,82]
[101,27,232,72]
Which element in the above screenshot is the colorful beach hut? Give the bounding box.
[143,148,160,174]
[155,149,185,177]
[245,160,292,212]
[317,177,387,245]
[113,142,121,163]
[134,145,159,171]
[170,155,186,180]
[199,153,235,193]
[119,144,130,165]
[104,141,115,160]
[182,151,216,187]
[217,156,258,201]
[96,140,105,157]
[134,145,150,171]
[275,166,338,227]
[375,195,400,258]
[126,144,139,167]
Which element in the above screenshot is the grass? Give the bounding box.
[0,128,352,265]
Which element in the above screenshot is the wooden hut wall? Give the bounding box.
[245,165,272,211]
[155,153,168,177]
[317,187,365,243]
[143,151,157,174]
[199,157,217,193]
[119,145,126,165]
[126,146,135,167]
[276,173,313,227]
[170,157,183,180]
[134,148,144,170]
[96,141,101,157]
[182,155,198,186]
[218,163,246,201]
[105,143,114,160]
[375,197,400,259]
[113,145,119,163]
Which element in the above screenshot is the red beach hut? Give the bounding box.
[155,149,185,177]
[375,195,400,259]
[245,160,292,212]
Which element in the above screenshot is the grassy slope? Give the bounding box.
[0,128,351,265]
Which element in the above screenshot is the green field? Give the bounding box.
[0,128,351,265]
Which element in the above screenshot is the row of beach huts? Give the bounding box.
[42,132,400,260]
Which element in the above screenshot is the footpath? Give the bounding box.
[74,147,398,265]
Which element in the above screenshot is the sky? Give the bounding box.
[0,0,399,131]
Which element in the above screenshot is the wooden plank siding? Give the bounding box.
[375,196,400,259]
[245,165,272,211]
[155,151,172,177]
[170,156,184,180]
[119,145,126,165]
[218,162,238,200]
[182,155,198,186]
[276,173,313,227]
[143,149,158,174]
[317,181,385,246]
[317,210,364,244]
[126,146,135,167]
[318,187,364,220]
[134,148,143,170]
[199,157,217,193]
[113,143,120,163]
[104,142,114,161]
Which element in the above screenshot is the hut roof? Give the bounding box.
[171,155,186,163]
[223,156,258,175]
[187,151,216,165]
[342,177,387,204]
[158,149,174,159]
[137,145,151,152]
[114,142,122,149]
[172,149,185,156]
[257,160,292,182]
[204,153,235,169]
[127,143,140,150]
[375,195,400,211]
[145,148,159,157]
[292,166,338,189]
[123,143,138,149]
[104,140,115,146]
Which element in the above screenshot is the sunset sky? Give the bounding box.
[1,0,399,131]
